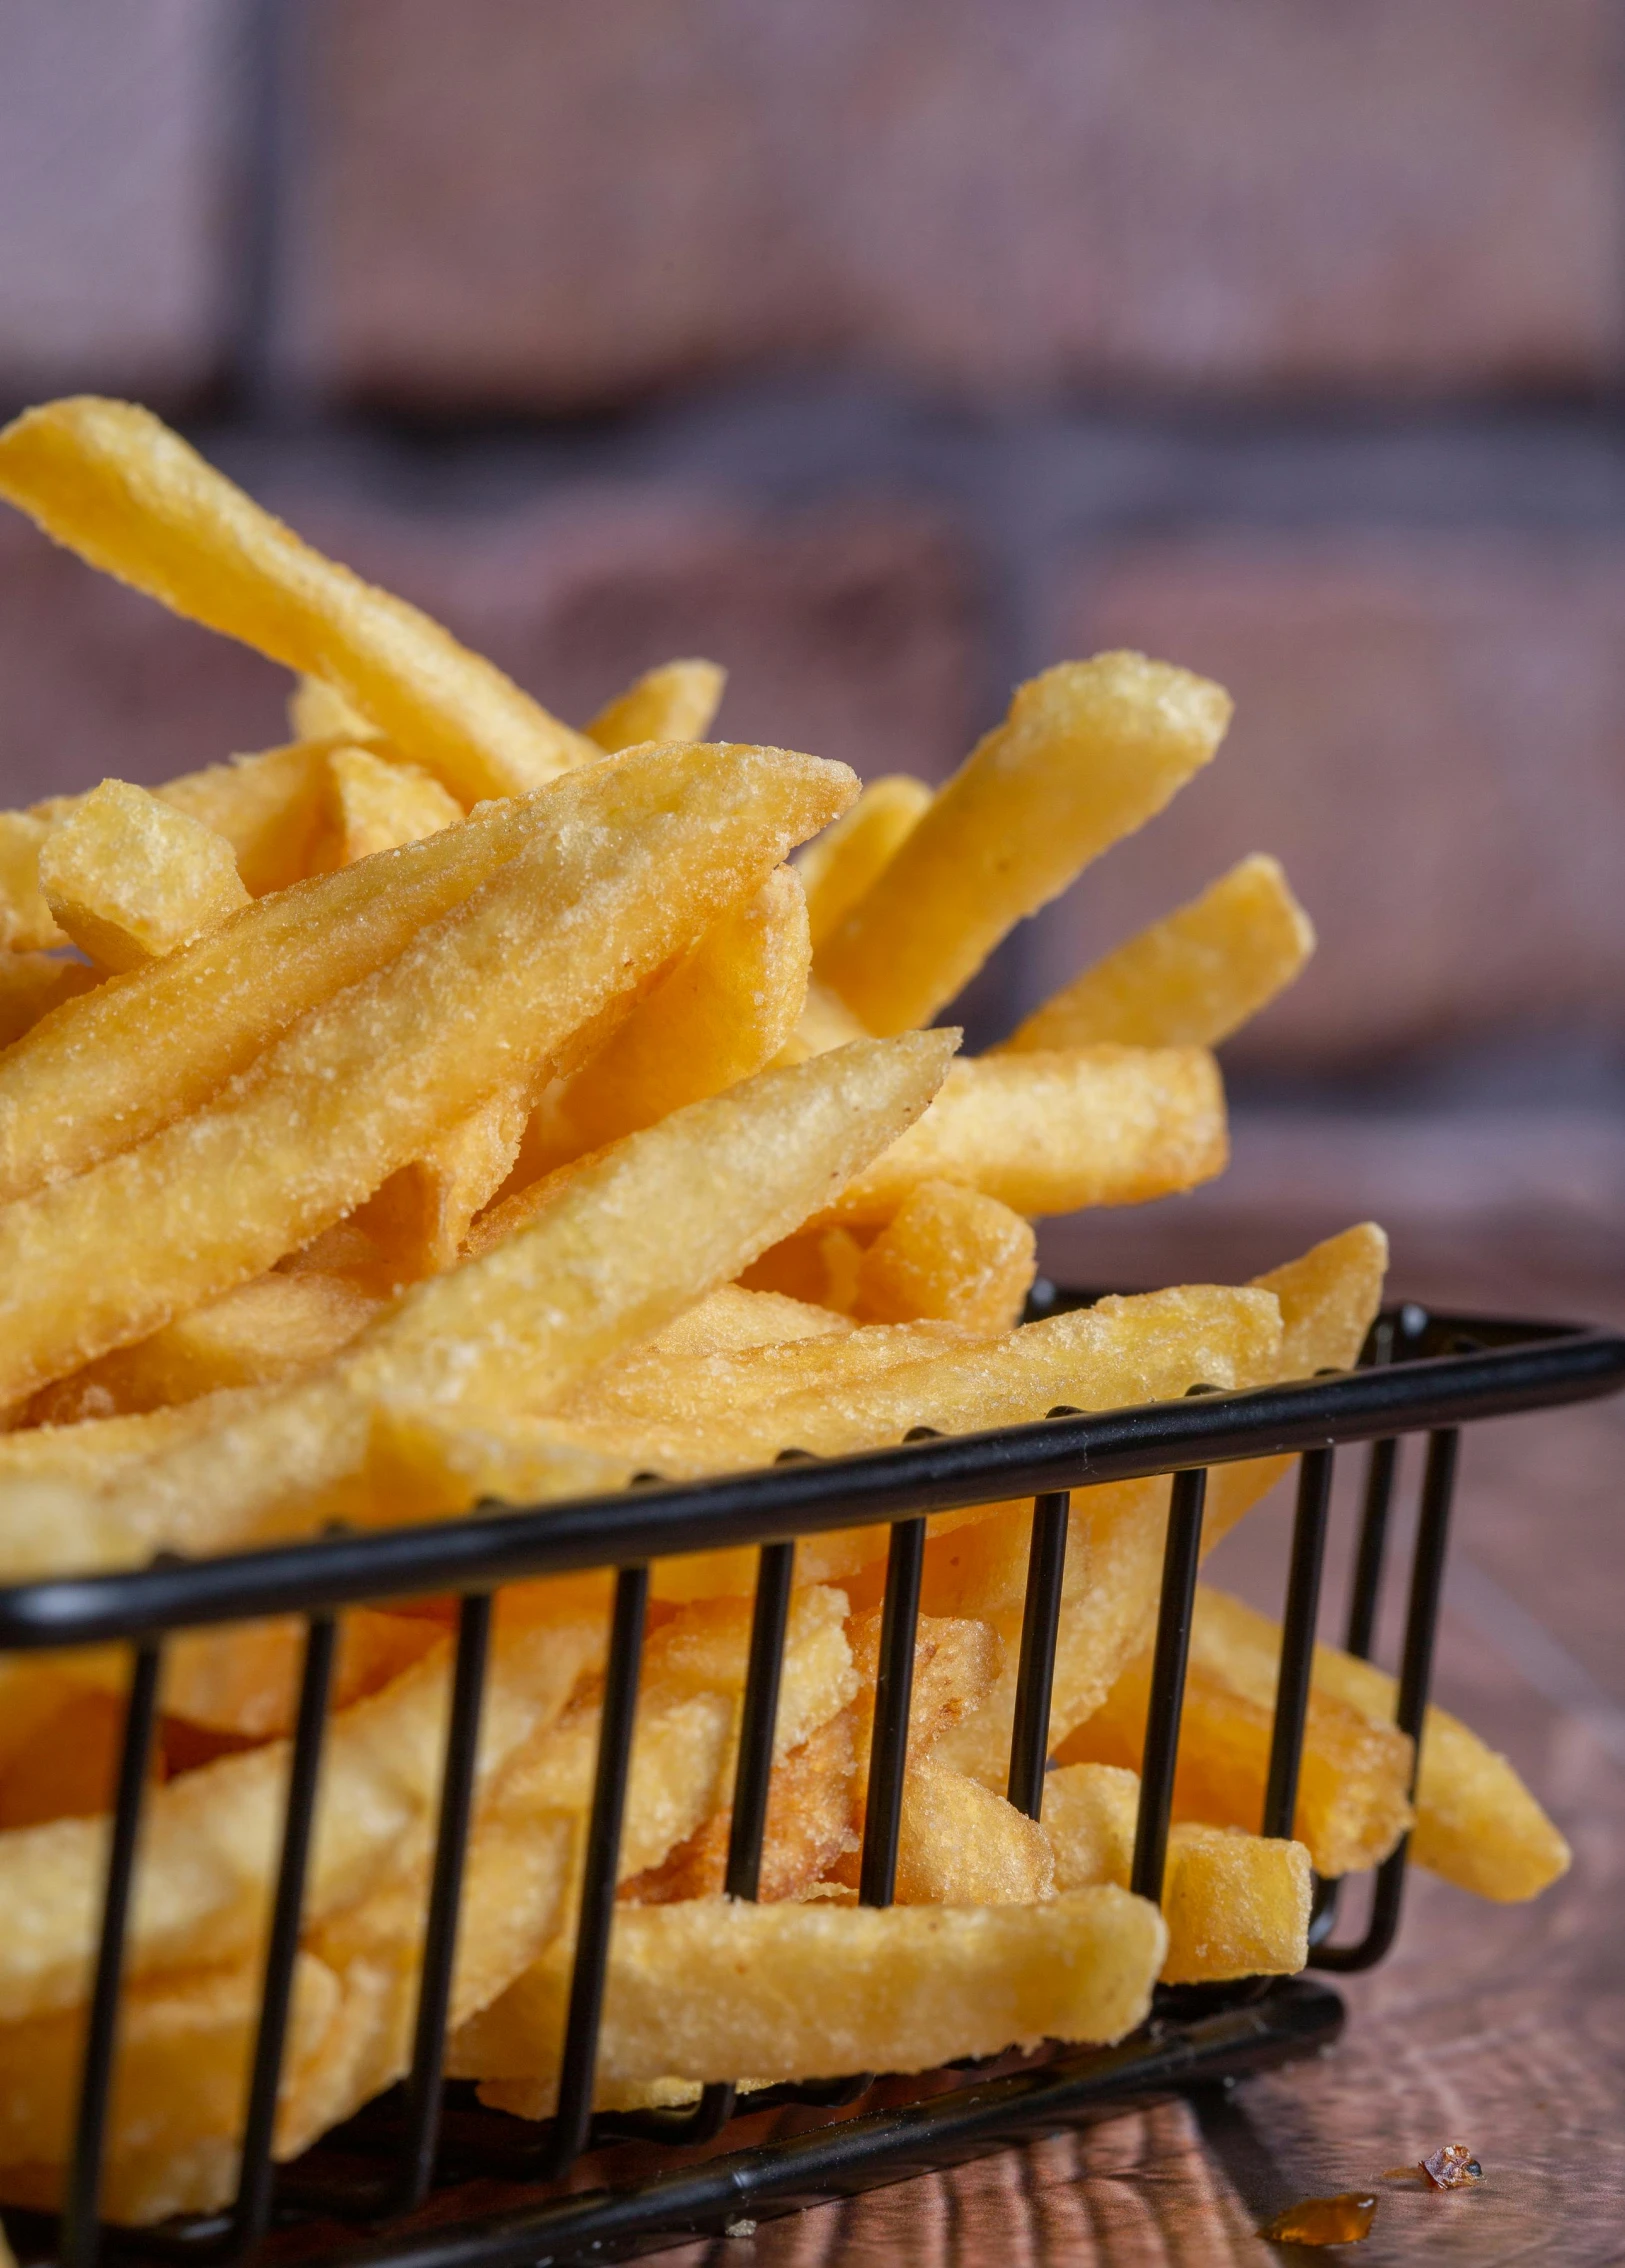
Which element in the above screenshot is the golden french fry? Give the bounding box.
[853,1180,1036,1333]
[586,659,726,753]
[37,779,249,972]
[635,1282,851,1356]
[10,1034,952,1572]
[1042,1763,1310,1984]
[0,813,65,949]
[526,865,811,1168]
[0,742,849,1407]
[461,1888,1165,2110]
[148,739,340,895]
[805,1048,1227,1227]
[0,1690,134,1830]
[1212,1593,1570,1902]
[625,1711,858,1905]
[795,774,933,952]
[815,654,1230,1035]
[0,781,633,1208]
[0,399,601,800]
[25,1272,383,1425]
[561,1318,986,1432]
[773,977,871,1066]
[287,674,377,744]
[889,1759,1053,1905]
[311,743,464,868]
[999,854,1314,1054]
[1056,1586,1414,1878]
[0,952,98,1049]
[353,1080,533,1284]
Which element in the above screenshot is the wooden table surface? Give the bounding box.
[658,1287,1625,2267]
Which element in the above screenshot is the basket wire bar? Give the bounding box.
[63,1643,163,2268]
[1005,1490,1071,1819]
[390,1594,495,2214]
[1262,1446,1335,1842]
[0,1304,1619,2268]
[1129,1465,1207,1907]
[1312,1427,1459,1974]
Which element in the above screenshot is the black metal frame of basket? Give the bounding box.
[2,1292,1621,2268]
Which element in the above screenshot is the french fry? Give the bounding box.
[1056,1586,1415,1878]
[560,1318,987,1432]
[0,742,849,1407]
[804,1048,1227,1226]
[795,774,933,951]
[815,654,1230,1035]
[0,778,654,1208]
[460,1888,1166,2110]
[1207,1592,1571,1901]
[853,1180,1036,1333]
[0,1691,137,1831]
[889,1760,1053,1905]
[0,952,98,1050]
[526,865,812,1168]
[311,743,464,868]
[586,659,726,753]
[36,779,250,972]
[7,1034,953,1572]
[998,854,1314,1054]
[1042,1763,1310,1984]
[287,674,378,744]
[24,1271,382,1424]
[0,399,601,800]
[145,739,339,895]
[353,1080,534,1284]
[0,813,65,949]
[625,1710,859,1905]
[774,977,871,1064]
[632,1283,851,1356]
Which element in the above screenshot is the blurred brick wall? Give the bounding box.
[1,0,1623,1128]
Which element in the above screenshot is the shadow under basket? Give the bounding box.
[3,1293,1621,2268]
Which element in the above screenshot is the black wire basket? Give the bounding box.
[4,1290,1622,2268]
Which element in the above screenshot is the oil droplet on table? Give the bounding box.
[1258,2191,1378,2245]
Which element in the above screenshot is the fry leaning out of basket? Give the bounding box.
[0,397,1615,2268]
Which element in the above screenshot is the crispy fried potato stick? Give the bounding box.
[288,675,378,744]
[37,780,249,972]
[311,744,463,868]
[5,1035,952,1573]
[529,865,811,1167]
[1203,1590,1570,1901]
[586,659,726,753]
[0,778,638,1207]
[0,398,601,799]
[999,854,1313,1054]
[0,953,97,1050]
[0,814,64,949]
[854,1181,1036,1333]
[795,774,933,952]
[25,1271,382,1424]
[1042,1763,1310,1984]
[774,977,871,1065]
[355,1080,534,1284]
[1056,1587,1414,1878]
[460,1888,1165,2111]
[816,654,1230,1034]
[0,743,849,1405]
[804,1048,1227,1226]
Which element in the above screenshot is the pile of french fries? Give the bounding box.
[0,399,1570,2225]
